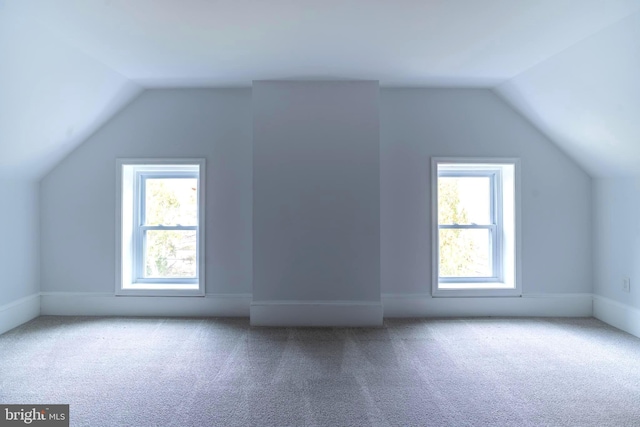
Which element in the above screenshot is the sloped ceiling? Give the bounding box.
[1,0,639,179]
[496,12,640,177]
[0,5,142,181]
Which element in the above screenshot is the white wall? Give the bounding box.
[39,86,594,320]
[380,89,592,300]
[592,178,640,337]
[251,82,381,325]
[0,179,39,305]
[40,89,253,296]
[0,178,40,333]
[593,178,640,306]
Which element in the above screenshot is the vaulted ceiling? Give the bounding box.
[2,0,639,180]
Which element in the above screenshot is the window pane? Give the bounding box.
[145,230,197,278]
[439,228,492,277]
[438,176,491,225]
[145,178,197,226]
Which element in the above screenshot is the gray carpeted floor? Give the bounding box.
[1,316,639,427]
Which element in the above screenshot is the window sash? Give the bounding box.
[437,169,503,283]
[438,224,498,283]
[137,171,198,226]
[132,170,199,285]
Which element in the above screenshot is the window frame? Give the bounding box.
[133,168,199,285]
[437,167,502,284]
[431,157,521,298]
[115,158,206,297]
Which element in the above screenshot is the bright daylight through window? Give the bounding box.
[432,158,520,297]
[116,159,205,296]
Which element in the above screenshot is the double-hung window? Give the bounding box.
[432,158,520,297]
[116,159,206,296]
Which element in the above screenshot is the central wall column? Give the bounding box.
[251,81,382,326]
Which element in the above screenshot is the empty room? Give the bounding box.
[1,1,640,426]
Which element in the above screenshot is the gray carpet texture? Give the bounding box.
[1,316,639,427]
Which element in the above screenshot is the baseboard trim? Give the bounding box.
[40,292,252,317]
[250,300,384,326]
[6,291,639,337]
[39,292,595,321]
[382,293,593,317]
[593,295,640,339]
[0,294,40,335]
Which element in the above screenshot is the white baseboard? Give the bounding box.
[250,300,384,327]
[0,294,40,335]
[382,293,593,318]
[40,292,252,317]
[593,295,640,339]
[7,291,640,339]
[39,292,594,322]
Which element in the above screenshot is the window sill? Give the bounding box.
[433,283,521,298]
[438,281,514,290]
[116,283,204,297]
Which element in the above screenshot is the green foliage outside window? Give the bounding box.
[144,179,197,278]
[438,178,489,277]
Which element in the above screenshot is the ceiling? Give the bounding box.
[2,0,639,179]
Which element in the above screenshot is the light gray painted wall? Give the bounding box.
[40,89,253,295]
[380,88,592,296]
[0,179,39,306]
[252,81,380,302]
[40,86,592,303]
[593,178,640,309]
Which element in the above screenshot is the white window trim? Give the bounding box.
[431,157,521,298]
[115,158,206,297]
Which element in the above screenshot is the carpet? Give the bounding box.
[1,316,639,426]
